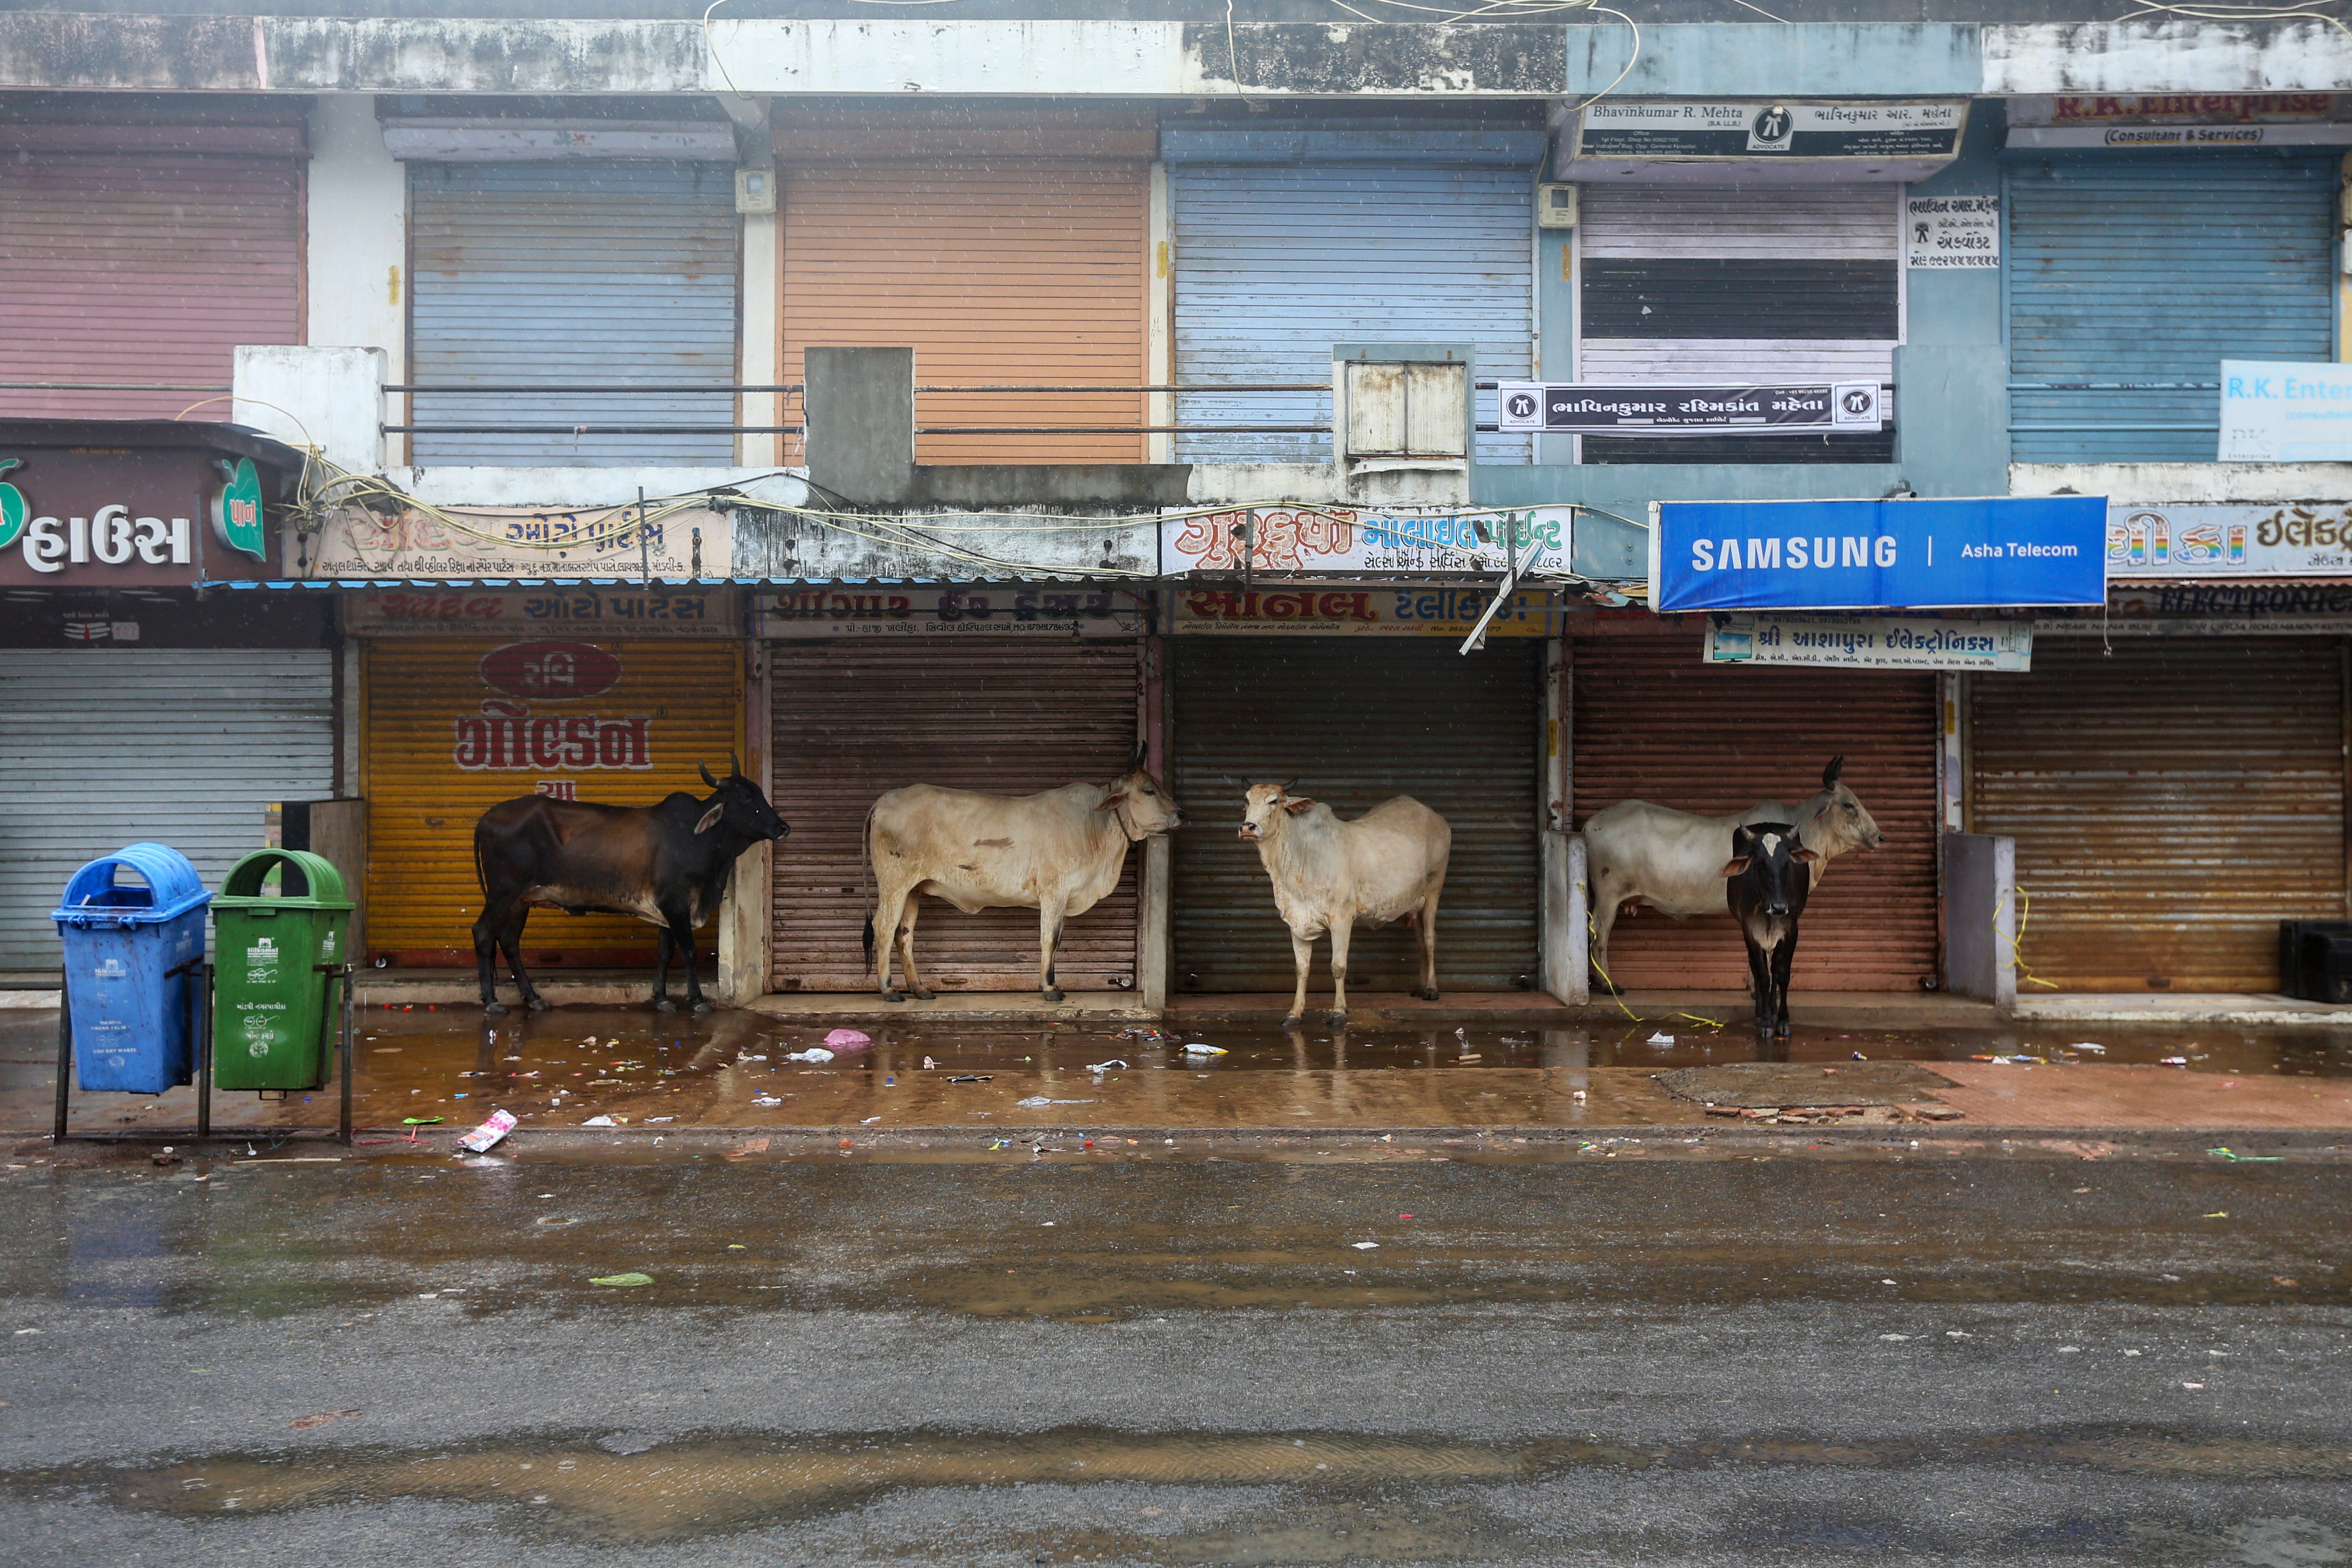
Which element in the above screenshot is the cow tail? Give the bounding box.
[859,800,879,964]
[471,821,488,897]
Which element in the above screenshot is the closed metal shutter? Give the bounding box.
[1570,636,1939,990]
[1168,116,1543,466]
[1970,638,2346,991]
[409,161,739,466]
[1576,186,1898,464]
[780,159,1149,465]
[362,640,742,966]
[2008,152,2335,463]
[0,153,302,421]
[0,651,333,969]
[1169,639,1540,992]
[769,642,1144,992]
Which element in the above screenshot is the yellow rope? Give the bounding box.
[2004,889,2061,989]
[1585,903,1726,1029]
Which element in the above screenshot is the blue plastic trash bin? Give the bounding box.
[53,843,211,1094]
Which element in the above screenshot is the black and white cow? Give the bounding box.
[1721,820,1818,1040]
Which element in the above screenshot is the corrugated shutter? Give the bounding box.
[2008,152,2335,463]
[1969,638,2346,991]
[1169,639,1540,992]
[1169,141,1539,466]
[769,641,1144,992]
[0,651,333,969]
[780,159,1148,465]
[409,161,739,466]
[1571,635,1939,990]
[362,640,742,966]
[1577,186,1898,465]
[0,153,302,421]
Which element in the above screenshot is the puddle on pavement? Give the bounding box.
[28,1425,2349,1548]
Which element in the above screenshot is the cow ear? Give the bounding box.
[694,802,726,835]
[1283,796,1316,816]
[1720,856,1751,878]
[1793,847,1821,863]
[1094,789,1126,812]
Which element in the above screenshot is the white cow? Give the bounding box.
[1238,780,1451,1027]
[1583,755,1885,989]
[865,760,1183,1002]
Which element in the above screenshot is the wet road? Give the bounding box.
[2,1141,2348,1565]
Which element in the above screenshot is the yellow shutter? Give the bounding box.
[361,639,742,966]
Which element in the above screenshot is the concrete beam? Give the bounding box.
[1566,22,1981,98]
[1983,19,2352,93]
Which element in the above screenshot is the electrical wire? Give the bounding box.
[2112,0,2350,29]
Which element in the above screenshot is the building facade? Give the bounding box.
[5,5,2350,1006]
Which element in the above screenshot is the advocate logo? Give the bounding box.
[1747,105,1795,151]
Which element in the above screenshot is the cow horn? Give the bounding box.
[1129,742,1147,771]
[730,748,744,780]
[699,760,721,788]
[1822,754,1845,788]
[1280,776,1299,793]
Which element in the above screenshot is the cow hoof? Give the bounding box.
[692,998,714,1014]
[524,995,550,1013]
[654,997,678,1013]
[483,1002,509,1017]
[1281,1013,1304,1029]
[912,989,937,1001]
[1327,1011,1348,1028]
[1410,986,1441,1002]
[1041,988,1066,1004]
[881,990,905,1004]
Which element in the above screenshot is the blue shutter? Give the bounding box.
[410,162,739,466]
[2007,152,2336,463]
[1170,146,1538,465]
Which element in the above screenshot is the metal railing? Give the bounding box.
[382,381,1338,440]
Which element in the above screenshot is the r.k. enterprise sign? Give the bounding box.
[1652,497,2108,612]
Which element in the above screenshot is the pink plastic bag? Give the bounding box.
[458,1108,518,1153]
[823,1028,871,1052]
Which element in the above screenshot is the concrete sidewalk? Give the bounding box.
[11,1002,2352,1143]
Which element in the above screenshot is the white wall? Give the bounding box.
[305,95,407,386]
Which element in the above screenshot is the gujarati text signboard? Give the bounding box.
[1162,506,1573,576]
[1573,100,1966,161]
[1703,613,2032,671]
[1172,586,1554,637]
[2104,500,2352,578]
[342,589,739,637]
[1653,496,2107,612]
[756,586,1143,639]
[1496,382,1883,436]
[293,502,732,581]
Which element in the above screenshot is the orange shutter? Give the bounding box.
[361,639,743,967]
[779,122,1151,465]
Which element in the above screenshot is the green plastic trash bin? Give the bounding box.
[210,849,353,1092]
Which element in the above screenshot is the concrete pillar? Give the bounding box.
[303,95,406,463]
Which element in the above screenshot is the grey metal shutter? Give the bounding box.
[2008,152,2336,464]
[769,641,1144,993]
[1577,186,1899,464]
[1169,638,1540,993]
[0,650,335,970]
[1970,638,2346,991]
[1168,124,1541,466]
[409,161,739,466]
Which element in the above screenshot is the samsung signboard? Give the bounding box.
[1652,497,2108,612]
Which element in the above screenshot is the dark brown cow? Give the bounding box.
[470,756,788,1015]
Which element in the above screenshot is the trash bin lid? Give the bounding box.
[54,841,211,925]
[212,848,353,911]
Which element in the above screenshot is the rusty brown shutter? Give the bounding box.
[769,640,1144,992]
[362,640,743,967]
[1570,634,1940,991]
[1169,638,1542,993]
[779,156,1148,466]
[1969,637,2347,991]
[0,152,303,421]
